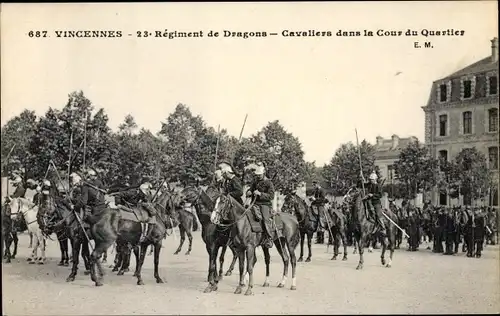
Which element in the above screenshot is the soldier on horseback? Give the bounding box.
[246,163,275,248]
[10,176,26,199]
[218,162,244,205]
[69,172,108,227]
[363,172,387,237]
[36,180,56,229]
[309,180,328,244]
[114,180,157,243]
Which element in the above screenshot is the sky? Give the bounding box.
[1,2,498,165]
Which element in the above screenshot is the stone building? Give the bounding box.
[422,37,499,206]
[374,135,419,184]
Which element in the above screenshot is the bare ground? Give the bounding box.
[2,232,499,315]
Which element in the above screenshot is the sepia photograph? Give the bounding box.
[1,2,499,315]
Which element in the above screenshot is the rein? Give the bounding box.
[213,195,256,227]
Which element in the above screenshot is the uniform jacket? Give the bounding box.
[74,183,107,213]
[310,187,327,205]
[222,176,244,204]
[11,184,26,198]
[115,188,151,206]
[365,182,382,203]
[248,177,275,206]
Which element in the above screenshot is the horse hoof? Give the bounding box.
[290,285,297,290]
[66,276,75,282]
[277,283,284,288]
[356,265,363,270]
[112,267,118,272]
[117,271,124,276]
[173,251,180,255]
[109,265,115,269]
[234,287,242,294]
[381,260,386,266]
[263,282,270,287]
[29,261,35,265]
[133,272,138,277]
[225,271,232,277]
[58,262,64,266]
[5,259,11,263]
[137,280,145,286]
[204,286,213,293]
[185,252,190,256]
[244,289,253,296]
[27,258,33,262]
[124,268,129,273]
[95,281,103,287]
[331,256,337,261]
[156,278,164,284]
[84,271,91,275]
[385,263,392,268]
[217,275,223,282]
[11,255,15,259]
[297,257,303,262]
[342,256,348,261]
[64,262,69,266]
[37,261,44,265]
[305,258,311,262]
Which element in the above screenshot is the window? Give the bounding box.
[439,192,447,206]
[463,192,472,206]
[439,114,447,136]
[439,84,448,102]
[463,111,472,134]
[489,108,498,132]
[463,80,472,99]
[388,165,394,183]
[489,147,498,170]
[438,150,448,171]
[489,76,498,95]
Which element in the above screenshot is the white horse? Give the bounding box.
[9,197,47,264]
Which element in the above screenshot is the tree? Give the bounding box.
[247,120,307,193]
[118,114,138,135]
[1,110,38,182]
[448,147,492,204]
[322,140,380,196]
[28,91,115,182]
[393,140,439,199]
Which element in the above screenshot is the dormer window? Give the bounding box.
[439,84,448,102]
[437,81,451,103]
[486,72,498,96]
[460,75,476,100]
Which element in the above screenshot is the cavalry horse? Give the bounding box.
[8,197,47,264]
[182,185,240,293]
[109,188,177,285]
[2,200,19,263]
[349,189,398,269]
[213,193,300,295]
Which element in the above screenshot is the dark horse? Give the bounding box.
[350,189,398,269]
[44,199,92,281]
[214,193,300,295]
[182,185,240,293]
[168,191,199,256]
[111,190,177,285]
[2,200,20,263]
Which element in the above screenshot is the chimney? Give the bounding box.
[376,136,383,147]
[491,37,498,63]
[391,134,399,149]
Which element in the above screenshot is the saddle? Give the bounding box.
[117,205,156,225]
[248,205,284,235]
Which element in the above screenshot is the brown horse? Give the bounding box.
[181,185,241,293]
[2,201,18,263]
[214,193,300,295]
[349,190,398,269]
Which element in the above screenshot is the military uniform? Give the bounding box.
[11,182,26,199]
[310,185,328,244]
[222,175,244,205]
[115,186,156,242]
[74,181,108,220]
[248,176,275,248]
[364,180,387,236]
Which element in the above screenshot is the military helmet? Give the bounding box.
[218,162,234,174]
[369,172,378,181]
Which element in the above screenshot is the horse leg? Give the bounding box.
[204,244,218,293]
[353,239,358,254]
[275,238,290,288]
[81,240,91,274]
[132,242,147,285]
[67,239,81,282]
[225,245,237,276]
[132,245,140,277]
[340,229,348,261]
[298,231,305,262]
[89,240,111,287]
[29,232,33,248]
[37,233,46,264]
[305,231,312,262]
[234,250,246,294]
[356,234,365,270]
[244,246,257,296]
[112,244,122,272]
[117,244,131,275]
[148,244,154,256]
[63,238,70,266]
[185,228,193,255]
[102,251,107,263]
[174,226,186,255]
[380,234,387,266]
[29,233,39,263]
[262,246,271,287]
[153,241,164,283]
[386,230,395,268]
[58,239,65,266]
[218,244,227,281]
[331,230,340,260]
[4,235,12,263]
[12,232,18,259]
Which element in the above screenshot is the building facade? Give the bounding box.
[422,37,499,206]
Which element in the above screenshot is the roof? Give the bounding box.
[437,56,498,82]
[374,136,418,159]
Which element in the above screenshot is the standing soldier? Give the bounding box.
[246,163,275,248]
[218,162,244,205]
[309,180,328,244]
[363,172,387,237]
